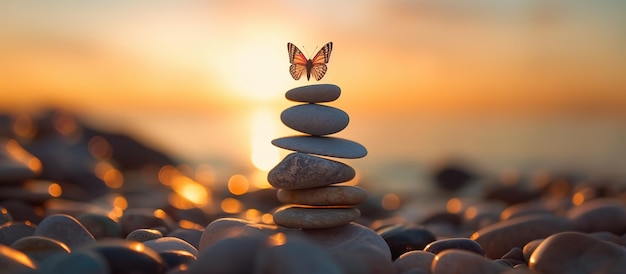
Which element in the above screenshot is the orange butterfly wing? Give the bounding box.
[288,43,307,80]
[287,42,333,81]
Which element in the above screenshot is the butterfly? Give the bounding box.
[287,42,333,81]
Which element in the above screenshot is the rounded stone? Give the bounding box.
[0,207,13,225]
[285,84,341,103]
[268,152,355,190]
[39,250,110,274]
[0,221,37,246]
[423,238,485,256]
[378,224,437,260]
[0,244,37,273]
[273,206,360,229]
[126,228,163,242]
[168,228,203,249]
[393,250,435,274]
[198,218,252,251]
[34,214,96,249]
[191,229,268,274]
[303,222,392,260]
[431,249,509,274]
[529,231,626,274]
[566,198,626,234]
[77,213,122,239]
[158,250,196,270]
[471,215,573,259]
[272,135,367,159]
[281,104,349,136]
[143,237,199,257]
[82,239,166,274]
[277,186,367,206]
[253,235,343,274]
[119,208,175,236]
[11,235,71,262]
[522,239,543,262]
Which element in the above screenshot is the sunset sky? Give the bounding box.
[1,1,625,177]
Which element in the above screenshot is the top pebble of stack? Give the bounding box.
[286,84,341,103]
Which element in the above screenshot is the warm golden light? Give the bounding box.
[194,164,216,186]
[12,114,35,139]
[88,136,112,160]
[381,193,401,210]
[5,139,42,174]
[179,219,202,229]
[103,168,124,189]
[250,170,272,190]
[153,209,167,219]
[0,245,36,269]
[113,196,128,210]
[250,107,281,171]
[572,192,585,206]
[221,198,243,214]
[48,183,62,198]
[446,198,463,214]
[244,209,261,222]
[267,232,287,246]
[108,207,123,220]
[161,166,211,207]
[228,174,250,196]
[465,206,478,220]
[261,213,274,224]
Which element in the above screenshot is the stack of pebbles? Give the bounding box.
[268,84,368,229]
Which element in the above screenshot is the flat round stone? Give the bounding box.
[273,206,360,229]
[271,135,367,159]
[285,84,341,103]
[281,104,349,136]
[268,153,355,190]
[277,186,367,206]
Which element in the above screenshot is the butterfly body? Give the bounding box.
[288,42,333,81]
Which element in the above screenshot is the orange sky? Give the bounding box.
[1,0,625,118]
[1,1,626,177]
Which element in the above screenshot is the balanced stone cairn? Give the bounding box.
[268,84,368,229]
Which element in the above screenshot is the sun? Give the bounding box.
[218,36,291,103]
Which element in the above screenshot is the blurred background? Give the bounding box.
[1,0,625,197]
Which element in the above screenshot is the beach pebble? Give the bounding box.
[0,138,41,184]
[500,202,553,221]
[0,221,36,246]
[0,207,13,225]
[431,249,509,274]
[566,198,626,234]
[126,228,163,242]
[38,250,110,274]
[199,218,255,251]
[34,214,96,248]
[143,237,198,257]
[285,84,341,103]
[77,213,122,239]
[304,222,392,260]
[158,250,196,270]
[529,231,626,274]
[0,244,37,273]
[83,239,166,274]
[522,239,543,262]
[168,228,203,249]
[11,235,70,262]
[331,244,395,274]
[281,104,349,136]
[1,200,43,223]
[191,230,267,274]
[273,206,360,229]
[378,224,437,260]
[471,215,572,259]
[500,247,526,267]
[277,186,367,206]
[393,250,435,274]
[253,235,343,274]
[272,135,367,158]
[423,238,485,256]
[268,153,355,190]
[119,208,175,236]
